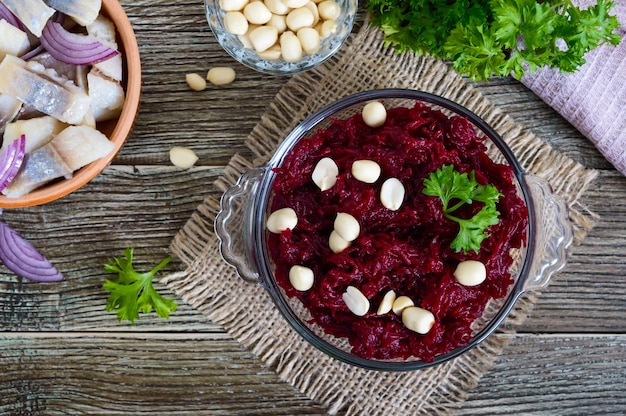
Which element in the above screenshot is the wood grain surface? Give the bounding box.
[1,1,625,415]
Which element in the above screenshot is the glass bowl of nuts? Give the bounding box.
[215,89,573,370]
[204,0,357,74]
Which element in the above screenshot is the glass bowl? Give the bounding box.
[215,89,573,371]
[204,0,357,75]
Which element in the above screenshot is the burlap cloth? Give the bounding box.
[161,21,598,415]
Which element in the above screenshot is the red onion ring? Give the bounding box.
[0,220,64,282]
[0,134,26,192]
[40,20,118,65]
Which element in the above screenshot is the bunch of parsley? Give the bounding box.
[366,0,622,80]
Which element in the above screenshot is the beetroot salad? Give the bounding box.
[267,101,528,362]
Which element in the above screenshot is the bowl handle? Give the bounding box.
[215,168,266,284]
[520,174,574,292]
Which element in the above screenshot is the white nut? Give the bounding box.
[351,160,381,183]
[289,265,314,291]
[380,178,405,211]
[267,13,287,34]
[402,306,435,334]
[392,295,414,315]
[317,0,340,20]
[317,19,337,37]
[362,101,387,128]
[185,73,207,91]
[249,25,279,52]
[264,0,290,14]
[454,260,487,286]
[266,207,298,233]
[257,43,282,60]
[303,1,320,25]
[220,0,249,11]
[329,230,351,253]
[311,157,338,191]
[243,1,273,24]
[297,27,321,55]
[280,31,303,62]
[207,67,236,85]
[342,286,370,316]
[223,11,249,35]
[376,290,396,315]
[334,212,360,242]
[169,146,199,168]
[284,0,309,8]
[286,7,315,32]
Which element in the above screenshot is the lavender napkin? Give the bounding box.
[520,0,626,175]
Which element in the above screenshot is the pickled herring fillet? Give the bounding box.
[1,143,72,198]
[0,0,55,37]
[45,0,102,27]
[0,55,91,125]
[51,125,114,171]
[0,93,21,135]
[2,125,114,198]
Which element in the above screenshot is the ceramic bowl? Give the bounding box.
[0,0,141,208]
[215,89,573,370]
[205,0,357,74]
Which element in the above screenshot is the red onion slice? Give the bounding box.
[0,2,24,30]
[0,134,26,192]
[0,221,64,282]
[40,20,119,65]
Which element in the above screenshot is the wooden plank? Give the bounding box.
[0,333,623,415]
[0,333,327,415]
[458,334,626,415]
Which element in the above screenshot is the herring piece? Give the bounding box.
[0,55,91,125]
[0,93,21,135]
[51,125,114,171]
[31,52,90,89]
[0,19,31,60]
[87,69,125,122]
[45,0,102,26]
[2,143,72,198]
[0,0,55,37]
[3,116,66,154]
[87,15,123,81]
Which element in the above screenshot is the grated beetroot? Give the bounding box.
[268,103,528,362]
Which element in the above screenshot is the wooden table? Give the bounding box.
[1,1,625,414]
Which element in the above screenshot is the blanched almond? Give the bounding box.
[402,306,435,334]
[380,177,405,211]
[169,146,199,168]
[454,260,487,286]
[311,157,338,191]
[342,286,369,316]
[266,207,298,233]
[376,290,396,315]
[334,212,360,242]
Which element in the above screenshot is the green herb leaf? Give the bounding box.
[423,165,501,253]
[103,247,177,324]
[366,0,621,80]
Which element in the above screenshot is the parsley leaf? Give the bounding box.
[367,0,621,80]
[423,165,501,253]
[103,247,177,324]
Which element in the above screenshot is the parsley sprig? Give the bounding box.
[103,247,177,324]
[367,0,622,80]
[423,165,501,253]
